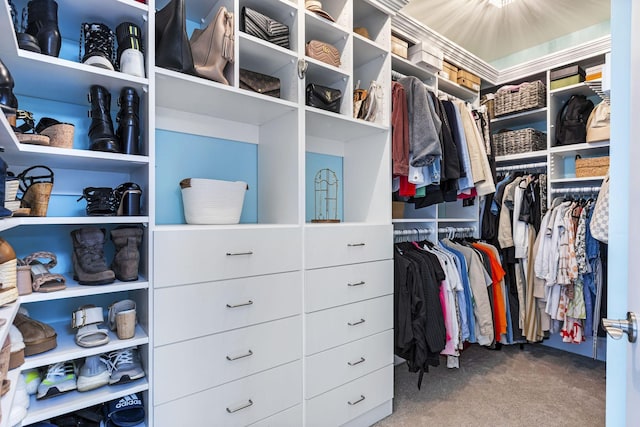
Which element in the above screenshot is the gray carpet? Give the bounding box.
[373,344,606,427]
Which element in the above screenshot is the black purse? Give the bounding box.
[241,7,289,49]
[306,84,342,113]
[239,69,280,98]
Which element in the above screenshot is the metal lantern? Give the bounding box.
[312,168,340,223]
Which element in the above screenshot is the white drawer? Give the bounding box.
[305,365,393,427]
[154,360,301,427]
[154,226,301,287]
[304,260,393,312]
[305,295,393,355]
[155,316,301,405]
[154,271,301,346]
[305,225,392,269]
[248,404,302,427]
[306,329,393,399]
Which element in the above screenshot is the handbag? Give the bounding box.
[239,68,280,98]
[353,87,367,118]
[356,80,382,122]
[590,172,609,243]
[306,84,342,113]
[189,6,234,85]
[305,40,341,67]
[155,0,195,74]
[241,7,289,49]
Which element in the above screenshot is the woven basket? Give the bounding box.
[575,155,609,178]
[180,178,248,225]
[494,80,546,117]
[21,182,53,217]
[493,128,546,157]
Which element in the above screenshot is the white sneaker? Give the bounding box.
[36,361,77,399]
[119,49,145,77]
[107,347,145,385]
[77,355,110,392]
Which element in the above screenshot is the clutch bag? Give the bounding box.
[305,40,341,67]
[239,68,281,98]
[241,7,290,49]
[306,83,342,113]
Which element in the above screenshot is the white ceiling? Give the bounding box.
[400,0,611,63]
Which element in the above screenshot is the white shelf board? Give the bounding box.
[0,368,21,427]
[305,108,388,141]
[549,81,598,98]
[436,218,477,223]
[391,54,436,83]
[23,378,149,425]
[549,141,610,154]
[495,150,548,163]
[20,278,149,304]
[155,68,297,126]
[0,216,149,233]
[438,78,478,101]
[0,302,20,353]
[305,10,350,44]
[22,322,149,371]
[57,0,147,35]
[392,218,437,223]
[353,34,388,68]
[304,56,351,84]
[153,222,301,232]
[238,33,298,75]
[303,221,391,228]
[491,107,547,128]
[551,176,605,184]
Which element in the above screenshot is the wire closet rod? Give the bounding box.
[392,226,477,236]
[550,186,601,194]
[495,162,548,172]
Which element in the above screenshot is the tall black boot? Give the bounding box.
[25,0,61,57]
[0,58,18,128]
[155,0,195,74]
[115,87,140,155]
[88,85,121,153]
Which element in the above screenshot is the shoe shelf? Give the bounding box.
[0,217,149,234]
[21,322,148,371]
[23,377,149,426]
[20,278,149,304]
[0,368,21,427]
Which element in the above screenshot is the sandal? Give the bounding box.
[114,182,142,216]
[13,110,50,146]
[108,299,136,340]
[23,252,66,293]
[77,187,118,216]
[35,117,75,149]
[17,165,54,217]
[72,305,110,348]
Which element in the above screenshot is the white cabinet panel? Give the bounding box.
[154,271,301,346]
[154,226,301,287]
[305,365,393,427]
[248,404,302,427]
[304,260,393,312]
[305,295,393,355]
[154,360,301,427]
[305,225,392,269]
[305,329,393,399]
[155,316,301,405]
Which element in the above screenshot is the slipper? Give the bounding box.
[23,252,66,293]
[72,305,110,348]
[103,393,145,427]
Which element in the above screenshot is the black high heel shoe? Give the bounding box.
[114,182,142,216]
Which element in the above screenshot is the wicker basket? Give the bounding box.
[492,128,547,157]
[180,178,248,225]
[494,80,546,117]
[575,155,609,178]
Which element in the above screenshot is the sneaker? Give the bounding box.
[23,368,41,395]
[116,22,145,77]
[36,361,76,399]
[81,22,116,70]
[77,354,110,392]
[107,347,145,385]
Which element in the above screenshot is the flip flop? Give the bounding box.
[103,393,145,427]
[23,252,66,293]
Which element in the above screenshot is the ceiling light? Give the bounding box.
[488,0,516,7]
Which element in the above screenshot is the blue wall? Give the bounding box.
[305,152,343,223]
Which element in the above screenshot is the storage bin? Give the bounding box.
[180,178,248,224]
[457,69,481,91]
[408,42,443,73]
[575,155,609,178]
[440,61,458,82]
[494,80,546,117]
[391,34,409,59]
[492,128,546,157]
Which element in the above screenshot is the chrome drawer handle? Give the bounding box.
[347,281,365,287]
[226,399,253,413]
[348,395,366,406]
[226,350,253,361]
[226,251,254,256]
[347,318,366,326]
[347,357,366,366]
[347,243,365,247]
[226,300,253,309]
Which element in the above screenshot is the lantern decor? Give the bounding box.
[311,168,340,223]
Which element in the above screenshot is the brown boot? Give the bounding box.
[110,226,143,282]
[71,227,115,285]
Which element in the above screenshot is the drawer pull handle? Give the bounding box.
[226,300,253,309]
[347,243,366,247]
[226,251,254,256]
[347,281,365,287]
[347,357,366,366]
[348,318,366,326]
[348,395,366,406]
[226,350,254,361]
[226,399,254,413]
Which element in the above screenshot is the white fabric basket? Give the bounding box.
[180,178,248,224]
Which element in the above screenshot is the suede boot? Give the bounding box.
[88,85,121,153]
[110,227,143,282]
[115,87,140,155]
[71,227,115,285]
[25,0,61,57]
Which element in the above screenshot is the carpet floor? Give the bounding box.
[373,343,606,427]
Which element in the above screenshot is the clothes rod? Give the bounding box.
[393,228,433,236]
[438,226,476,234]
[495,162,547,172]
[550,186,601,194]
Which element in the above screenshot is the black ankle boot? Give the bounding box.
[0,58,18,128]
[88,85,120,153]
[81,23,116,71]
[115,87,140,155]
[25,0,61,57]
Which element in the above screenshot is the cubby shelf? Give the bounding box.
[20,279,149,304]
[495,151,548,163]
[0,217,149,234]
[491,107,547,129]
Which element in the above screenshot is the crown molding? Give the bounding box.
[369,0,410,15]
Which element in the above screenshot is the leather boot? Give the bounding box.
[115,87,140,155]
[116,22,145,77]
[155,0,195,74]
[110,226,143,282]
[0,58,18,128]
[88,85,121,153]
[71,227,116,285]
[25,0,61,57]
